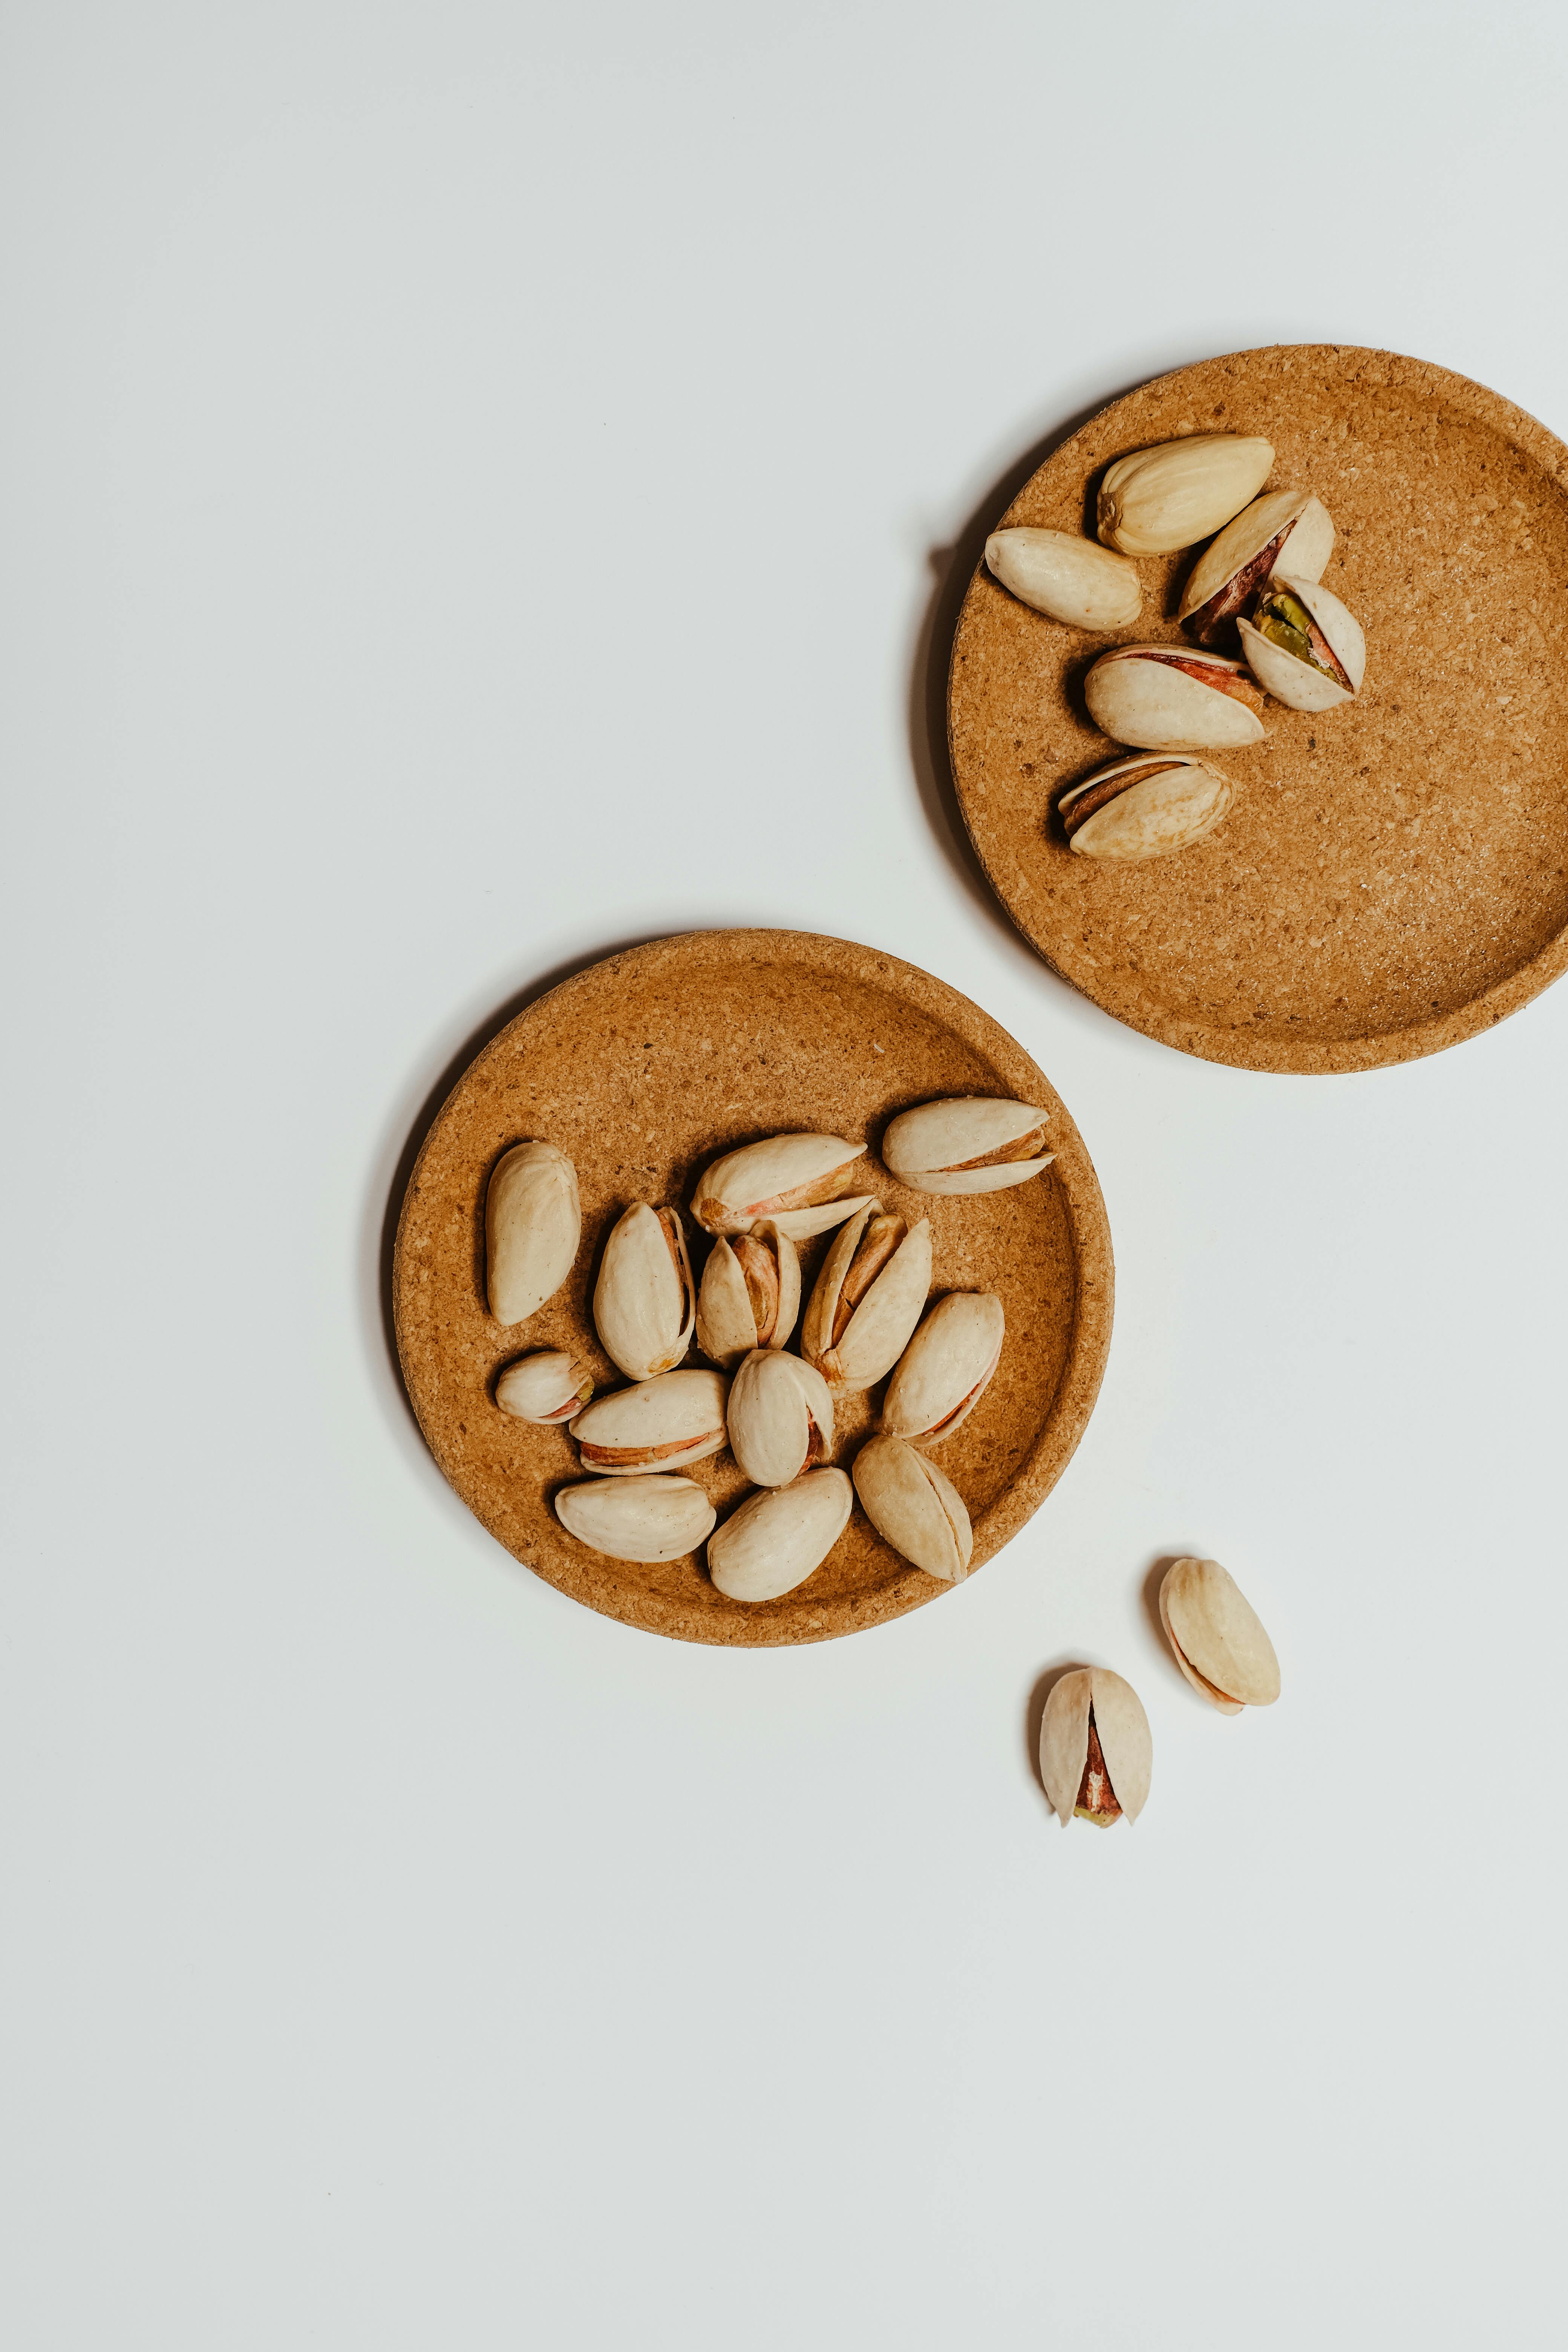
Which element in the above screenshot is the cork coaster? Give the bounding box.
[393,931,1113,1647]
[948,345,1568,1073]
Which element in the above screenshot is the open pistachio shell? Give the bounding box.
[493,1349,594,1424]
[1060,753,1233,862]
[592,1202,695,1382]
[1179,490,1335,643]
[984,527,1142,630]
[569,1368,728,1476]
[1238,572,1366,713]
[555,1475,717,1563]
[1096,433,1274,556]
[851,1434,972,1581]
[800,1203,932,1391]
[726,1349,834,1488]
[1084,646,1265,752]
[707,1468,854,1603]
[1159,1558,1280,1713]
[485,1141,581,1326]
[880,1099,1053,1195]
[1039,1668,1152,1827]
[691,1134,873,1240]
[693,1221,800,1370]
[881,1291,1004,1444]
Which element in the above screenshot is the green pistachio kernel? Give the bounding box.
[1256,589,1325,670]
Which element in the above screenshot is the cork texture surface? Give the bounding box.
[394,931,1113,1646]
[949,345,1568,1073]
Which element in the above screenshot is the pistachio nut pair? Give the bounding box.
[1039,1668,1152,1827]
[799,1203,931,1392]
[593,1203,695,1382]
[708,1468,854,1603]
[1179,488,1334,645]
[1238,574,1366,712]
[1159,1558,1280,1715]
[485,1141,581,1326]
[984,527,1142,630]
[569,1367,728,1475]
[693,1222,800,1370]
[880,1099,1052,1195]
[1096,433,1274,556]
[692,1134,874,1240]
[852,1434,972,1582]
[555,1474,717,1563]
[1084,645,1265,752]
[882,1291,1004,1443]
[1060,753,1233,862]
[494,1349,594,1424]
[727,1349,834,1487]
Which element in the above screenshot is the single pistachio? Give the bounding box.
[1096,433,1274,556]
[851,1433,973,1582]
[494,1349,594,1424]
[485,1141,581,1326]
[880,1291,1004,1444]
[1060,753,1233,862]
[569,1367,728,1476]
[1238,573,1366,712]
[1084,645,1265,752]
[1039,1668,1153,1828]
[727,1349,835,1488]
[984,527,1142,630]
[1179,489,1335,645]
[592,1202,696,1382]
[693,1220,801,1370]
[799,1203,932,1392]
[707,1468,854,1603]
[692,1134,874,1240]
[1159,1557,1281,1715]
[880,1099,1053,1196]
[555,1474,717,1563]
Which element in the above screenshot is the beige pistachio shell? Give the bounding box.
[1060,753,1233,862]
[1039,1668,1152,1827]
[555,1475,717,1563]
[1084,647,1266,752]
[693,1222,800,1370]
[851,1434,972,1582]
[569,1367,728,1476]
[984,527,1142,630]
[1179,490,1335,639]
[485,1141,581,1326]
[691,1134,872,1239]
[881,1291,1004,1443]
[1096,433,1274,556]
[800,1204,932,1391]
[880,1098,1054,1195]
[1238,572,1366,713]
[1159,1558,1281,1712]
[493,1349,594,1424]
[707,1468,854,1603]
[592,1203,695,1382]
[726,1348,835,1488]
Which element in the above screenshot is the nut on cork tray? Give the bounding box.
[985,527,1142,629]
[1178,488,1335,645]
[707,1470,855,1604]
[555,1475,717,1564]
[880,1098,1053,1195]
[691,1133,874,1240]
[1084,645,1265,752]
[851,1434,973,1583]
[1059,754,1233,862]
[1239,575,1366,713]
[799,1202,931,1391]
[485,1141,581,1326]
[569,1368,729,1476]
[693,1222,801,1370]
[592,1202,695,1381]
[1096,432,1274,554]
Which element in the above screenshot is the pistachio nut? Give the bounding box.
[493,1349,594,1424]
[1179,489,1335,645]
[554,1474,717,1563]
[1238,573,1366,712]
[799,1203,932,1391]
[726,1348,835,1488]
[592,1202,696,1382]
[693,1221,801,1370]
[880,1291,1004,1444]
[485,1141,581,1326]
[1039,1668,1152,1827]
[1084,645,1265,752]
[880,1099,1053,1196]
[692,1134,874,1240]
[984,527,1142,630]
[1060,753,1232,862]
[707,1468,854,1603]
[1159,1557,1280,1715]
[851,1433,972,1582]
[1096,433,1274,556]
[569,1367,728,1476]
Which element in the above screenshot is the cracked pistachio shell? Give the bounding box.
[852,1434,972,1582]
[1039,1668,1152,1827]
[592,1202,695,1382]
[1159,1558,1280,1713]
[569,1368,728,1476]
[1238,572,1366,713]
[1096,433,1274,556]
[493,1349,594,1424]
[485,1142,581,1326]
[707,1468,854,1603]
[1060,753,1233,862]
[985,527,1142,629]
[1084,646,1265,752]
[1179,489,1334,641]
[880,1291,1004,1443]
[726,1349,835,1488]
[691,1134,873,1240]
[693,1222,800,1370]
[800,1204,932,1391]
[555,1475,716,1563]
[881,1098,1053,1195]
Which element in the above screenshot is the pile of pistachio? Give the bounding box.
[483,1098,1054,1601]
[985,431,1367,861]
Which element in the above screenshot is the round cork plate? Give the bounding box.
[949,345,1568,1073]
[393,930,1113,1647]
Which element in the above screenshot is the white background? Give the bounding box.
[4,5,1566,2345]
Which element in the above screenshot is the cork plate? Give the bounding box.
[393,930,1113,1647]
[949,345,1568,1073]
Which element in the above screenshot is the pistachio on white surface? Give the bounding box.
[592,1202,695,1382]
[693,1222,801,1370]
[691,1134,873,1240]
[569,1368,728,1476]
[1084,645,1266,752]
[485,1141,581,1326]
[1060,753,1233,862]
[1238,573,1366,712]
[880,1099,1052,1195]
[493,1349,594,1424]
[1039,1668,1152,1827]
[707,1468,854,1603]
[1159,1558,1281,1715]
[799,1203,931,1391]
[554,1475,717,1563]
[984,527,1141,630]
[1096,433,1274,556]
[1179,488,1335,644]
[726,1348,834,1488]
[851,1434,972,1582]
[880,1291,1004,1444]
